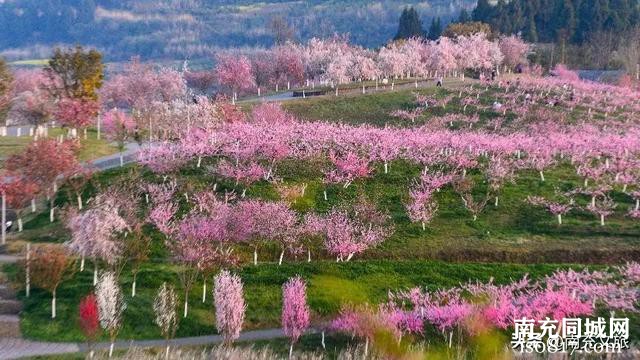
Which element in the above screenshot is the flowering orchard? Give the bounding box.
[209,34,525,97]
[5,36,640,356]
[331,263,640,356]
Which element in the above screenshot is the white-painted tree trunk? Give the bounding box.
[254,249,258,265]
[25,243,30,297]
[109,343,114,357]
[279,251,284,265]
[539,171,545,182]
[31,199,36,212]
[494,196,499,207]
[600,215,605,226]
[323,190,328,201]
[120,153,124,167]
[51,291,57,319]
[422,222,426,231]
[384,162,388,174]
[49,207,55,222]
[202,280,206,303]
[93,263,98,285]
[289,344,293,359]
[557,214,562,225]
[17,218,22,232]
[307,249,311,262]
[321,331,325,349]
[80,254,85,272]
[184,298,189,318]
[197,156,202,168]
[132,277,137,297]
[1,193,4,245]
[77,195,83,210]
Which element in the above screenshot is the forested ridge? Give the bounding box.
[472,0,640,44]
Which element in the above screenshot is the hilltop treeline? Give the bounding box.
[471,0,640,44]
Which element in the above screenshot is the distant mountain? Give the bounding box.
[0,0,475,61]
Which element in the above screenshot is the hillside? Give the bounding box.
[0,0,475,61]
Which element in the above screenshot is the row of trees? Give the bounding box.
[0,33,525,144]
[211,34,529,99]
[25,240,639,357]
[27,242,310,358]
[332,263,640,357]
[137,91,640,221]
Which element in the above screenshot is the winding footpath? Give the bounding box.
[0,144,142,359]
[0,328,304,360]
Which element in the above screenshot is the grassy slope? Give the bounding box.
[3,260,576,342]
[6,82,640,343]
[13,159,640,264]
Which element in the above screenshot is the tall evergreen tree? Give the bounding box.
[552,0,576,41]
[472,0,494,23]
[458,9,471,23]
[394,7,425,40]
[525,17,538,43]
[427,17,443,40]
[469,0,640,44]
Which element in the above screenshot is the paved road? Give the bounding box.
[0,338,79,359]
[0,255,20,264]
[88,142,141,171]
[0,328,316,359]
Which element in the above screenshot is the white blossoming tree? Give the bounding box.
[96,271,126,357]
[153,282,179,358]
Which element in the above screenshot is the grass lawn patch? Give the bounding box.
[4,260,579,342]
